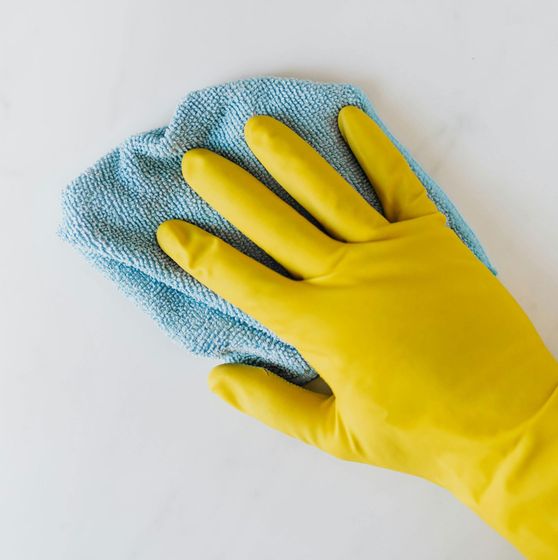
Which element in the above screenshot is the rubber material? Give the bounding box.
[158,106,558,558]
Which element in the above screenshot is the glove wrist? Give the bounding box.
[469,363,558,559]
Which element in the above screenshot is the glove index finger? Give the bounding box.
[156,219,297,338]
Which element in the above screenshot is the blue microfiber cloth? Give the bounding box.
[59,77,495,385]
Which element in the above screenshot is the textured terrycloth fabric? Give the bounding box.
[59,77,495,384]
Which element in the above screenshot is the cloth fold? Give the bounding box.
[59,77,494,384]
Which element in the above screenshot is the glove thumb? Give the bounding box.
[208,363,335,450]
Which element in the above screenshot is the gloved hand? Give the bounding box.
[157,106,558,559]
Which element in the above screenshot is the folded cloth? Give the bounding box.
[59,77,495,384]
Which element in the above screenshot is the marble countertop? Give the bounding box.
[1,1,556,558]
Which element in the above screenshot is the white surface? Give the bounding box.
[1,1,557,558]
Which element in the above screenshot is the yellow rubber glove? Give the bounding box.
[157,106,558,559]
